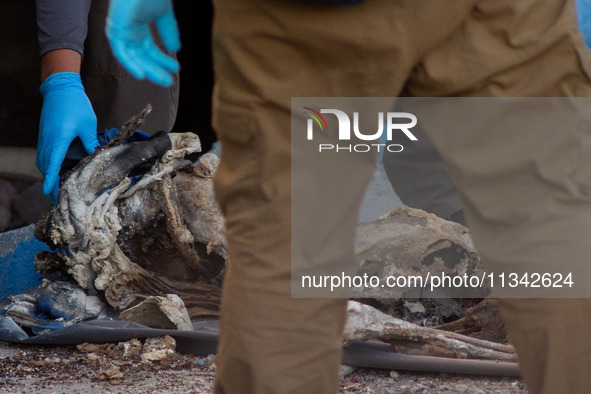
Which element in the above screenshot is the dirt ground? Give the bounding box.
[0,338,527,393]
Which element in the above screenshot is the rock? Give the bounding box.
[116,338,143,359]
[339,365,357,378]
[119,294,193,331]
[141,336,177,361]
[99,366,124,381]
[403,301,426,314]
[76,343,104,354]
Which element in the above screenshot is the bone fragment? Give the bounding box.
[344,301,515,361]
[119,294,193,331]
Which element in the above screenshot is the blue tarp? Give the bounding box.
[0,225,47,302]
[577,0,591,47]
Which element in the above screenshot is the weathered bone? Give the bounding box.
[344,300,515,361]
[353,207,487,300]
[119,294,193,331]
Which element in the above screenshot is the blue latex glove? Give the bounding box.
[576,0,591,47]
[37,72,99,203]
[106,0,180,87]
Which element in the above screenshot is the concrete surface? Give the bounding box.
[0,147,41,181]
[358,163,404,223]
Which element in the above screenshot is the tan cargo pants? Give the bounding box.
[211,0,591,392]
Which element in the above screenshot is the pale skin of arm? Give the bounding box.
[40,49,81,82]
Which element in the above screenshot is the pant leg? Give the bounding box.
[382,126,463,220]
[81,0,179,135]
[210,0,477,392]
[406,0,591,392]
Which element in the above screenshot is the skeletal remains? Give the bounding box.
[30,108,512,361]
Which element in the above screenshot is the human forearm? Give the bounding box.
[40,49,82,82]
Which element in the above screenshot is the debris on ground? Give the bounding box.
[0,337,526,393]
[0,108,525,391]
[140,335,177,361]
[0,337,218,393]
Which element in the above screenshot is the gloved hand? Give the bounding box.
[576,0,591,47]
[35,131,174,250]
[37,72,99,203]
[106,0,180,87]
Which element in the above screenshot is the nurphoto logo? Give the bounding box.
[303,107,418,153]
